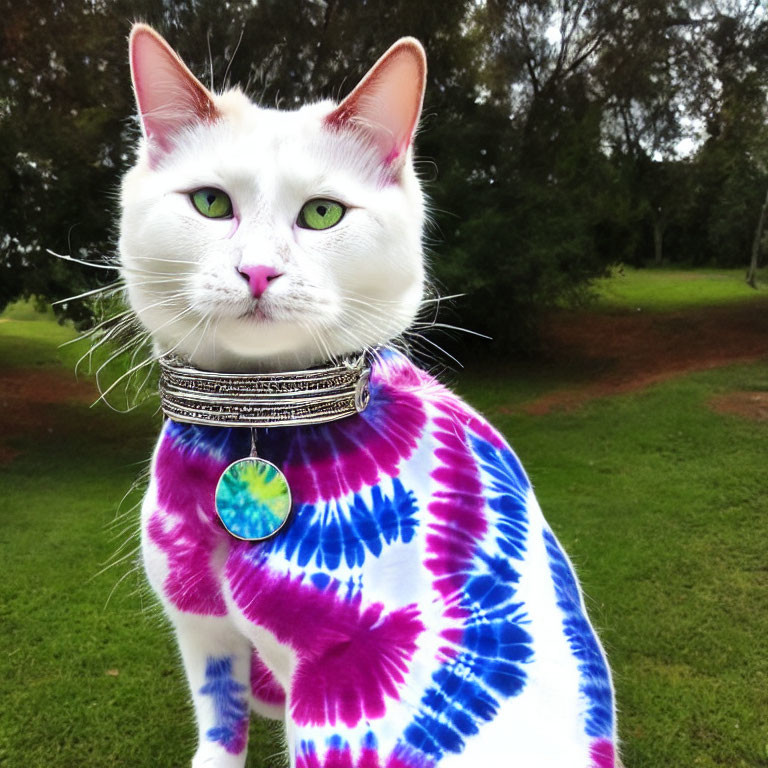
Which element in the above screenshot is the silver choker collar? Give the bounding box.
[158,353,371,428]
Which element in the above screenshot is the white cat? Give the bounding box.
[120,24,618,768]
[121,25,425,373]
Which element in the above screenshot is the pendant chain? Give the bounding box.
[249,428,258,458]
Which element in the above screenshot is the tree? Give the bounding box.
[2,0,767,356]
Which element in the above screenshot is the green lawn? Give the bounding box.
[1,287,767,767]
[593,265,768,311]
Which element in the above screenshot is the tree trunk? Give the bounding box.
[746,188,768,288]
[652,212,663,266]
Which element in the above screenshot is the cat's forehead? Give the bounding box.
[165,94,381,194]
[216,92,332,144]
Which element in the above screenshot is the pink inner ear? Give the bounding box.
[326,39,426,168]
[130,25,219,156]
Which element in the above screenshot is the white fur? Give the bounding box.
[119,91,425,372]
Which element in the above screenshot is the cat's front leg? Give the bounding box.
[173,614,254,768]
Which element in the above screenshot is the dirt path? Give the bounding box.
[0,367,98,462]
[3,300,767,461]
[525,299,768,414]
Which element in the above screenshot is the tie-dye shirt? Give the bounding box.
[143,350,616,768]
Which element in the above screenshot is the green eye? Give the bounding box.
[191,188,233,219]
[298,199,345,230]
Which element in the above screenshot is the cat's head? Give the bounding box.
[119,24,427,372]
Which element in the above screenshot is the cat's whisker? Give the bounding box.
[338,291,412,307]
[93,328,154,382]
[46,248,119,271]
[337,304,390,332]
[91,313,179,409]
[108,474,150,533]
[91,537,141,581]
[109,530,142,561]
[420,292,466,305]
[108,502,144,532]
[206,29,215,91]
[74,312,144,368]
[120,337,156,408]
[160,310,210,358]
[79,293,179,359]
[337,285,456,309]
[58,309,135,349]
[52,281,124,306]
[129,255,199,266]
[325,311,384,360]
[128,352,158,402]
[222,26,245,91]
[188,314,213,362]
[74,318,145,377]
[411,321,492,340]
[93,308,208,403]
[403,328,464,368]
[117,276,191,288]
[120,268,191,280]
[102,559,143,610]
[93,359,155,411]
[71,314,136,358]
[300,320,335,367]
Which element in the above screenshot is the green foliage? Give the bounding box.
[2,0,768,352]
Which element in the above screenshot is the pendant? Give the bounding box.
[215,430,292,541]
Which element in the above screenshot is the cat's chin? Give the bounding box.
[238,307,272,323]
[178,346,359,374]
[162,315,364,373]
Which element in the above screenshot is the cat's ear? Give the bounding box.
[129,23,219,161]
[326,38,426,172]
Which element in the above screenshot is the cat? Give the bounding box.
[120,23,619,768]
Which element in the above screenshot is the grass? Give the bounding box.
[457,364,768,768]
[1,280,767,767]
[592,265,768,311]
[0,306,280,767]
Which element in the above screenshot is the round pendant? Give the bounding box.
[215,457,292,541]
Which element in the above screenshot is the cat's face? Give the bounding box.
[119,25,427,372]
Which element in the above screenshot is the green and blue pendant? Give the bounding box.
[214,430,292,541]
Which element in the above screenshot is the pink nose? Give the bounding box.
[238,265,282,298]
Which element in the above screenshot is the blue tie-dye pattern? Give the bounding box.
[308,573,364,603]
[543,529,614,739]
[470,434,530,560]
[167,420,243,461]
[263,477,418,570]
[362,730,377,750]
[199,656,249,751]
[401,433,534,760]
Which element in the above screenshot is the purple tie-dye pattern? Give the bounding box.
[148,355,427,616]
[590,738,616,768]
[148,429,230,615]
[296,735,436,768]
[278,373,427,505]
[146,350,617,766]
[397,414,535,761]
[426,399,487,610]
[250,651,286,706]
[226,552,424,728]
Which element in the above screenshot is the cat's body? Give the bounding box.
[121,25,618,768]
